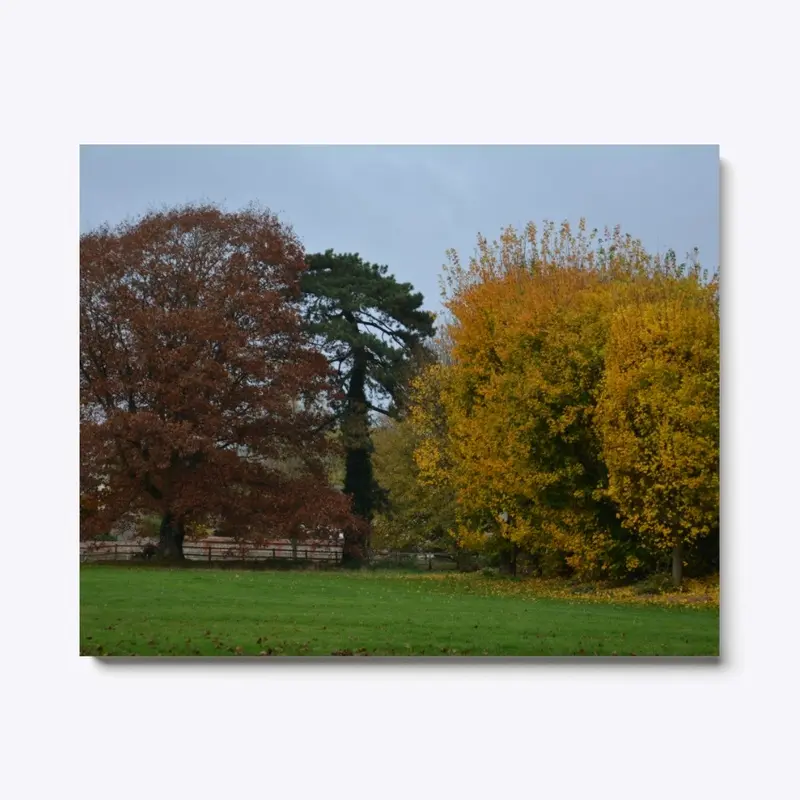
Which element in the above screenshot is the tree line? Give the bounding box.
[80,204,433,565]
[373,221,719,587]
[81,205,718,585]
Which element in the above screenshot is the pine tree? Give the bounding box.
[302,250,435,565]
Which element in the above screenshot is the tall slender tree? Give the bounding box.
[597,290,719,587]
[302,250,435,565]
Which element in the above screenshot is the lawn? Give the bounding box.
[80,565,719,657]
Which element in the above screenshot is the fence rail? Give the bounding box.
[80,538,343,564]
[79,538,462,569]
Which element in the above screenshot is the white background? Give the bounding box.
[1,1,798,798]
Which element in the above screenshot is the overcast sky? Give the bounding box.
[80,145,719,316]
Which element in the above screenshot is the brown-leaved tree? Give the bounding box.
[80,204,357,559]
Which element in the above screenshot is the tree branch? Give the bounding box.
[366,401,394,418]
[358,310,409,346]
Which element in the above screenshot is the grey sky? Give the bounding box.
[80,145,719,316]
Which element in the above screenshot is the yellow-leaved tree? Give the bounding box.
[410,221,719,583]
[596,278,719,586]
[412,222,654,576]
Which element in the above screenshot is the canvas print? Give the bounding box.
[79,145,719,657]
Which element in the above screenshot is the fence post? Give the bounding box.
[114,542,118,560]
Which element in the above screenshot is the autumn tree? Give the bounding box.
[596,282,719,587]
[80,205,356,560]
[371,415,456,554]
[414,224,630,576]
[412,221,719,581]
[301,250,435,565]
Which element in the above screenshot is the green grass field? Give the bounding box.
[80,565,719,657]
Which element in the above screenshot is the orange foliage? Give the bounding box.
[411,221,718,581]
[80,205,356,553]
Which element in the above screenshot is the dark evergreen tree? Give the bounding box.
[302,250,436,566]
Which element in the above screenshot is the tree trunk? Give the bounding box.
[671,541,683,588]
[493,547,522,575]
[158,512,185,561]
[341,349,373,568]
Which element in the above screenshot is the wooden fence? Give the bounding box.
[79,538,461,569]
[80,537,343,564]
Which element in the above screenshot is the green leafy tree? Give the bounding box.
[302,251,435,565]
[371,416,457,554]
